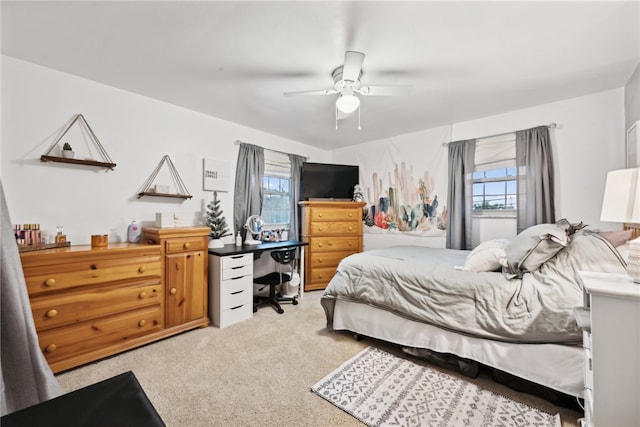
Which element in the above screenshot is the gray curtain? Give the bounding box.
[233,143,264,240]
[288,154,306,241]
[445,139,476,250]
[515,126,555,233]
[1,181,64,415]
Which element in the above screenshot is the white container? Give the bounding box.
[155,212,174,228]
[127,219,141,243]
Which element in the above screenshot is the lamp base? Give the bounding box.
[627,238,640,283]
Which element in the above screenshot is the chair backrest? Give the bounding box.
[270,248,296,265]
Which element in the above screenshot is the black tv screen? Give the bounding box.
[300,162,359,201]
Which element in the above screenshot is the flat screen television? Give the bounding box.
[300,162,359,201]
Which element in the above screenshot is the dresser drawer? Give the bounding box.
[310,207,361,222]
[308,236,360,252]
[38,305,163,364]
[24,256,162,296]
[310,250,358,269]
[165,237,206,253]
[309,266,339,285]
[220,275,253,310]
[30,279,162,331]
[309,221,361,235]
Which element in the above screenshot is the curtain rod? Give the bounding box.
[441,123,557,147]
[234,140,307,160]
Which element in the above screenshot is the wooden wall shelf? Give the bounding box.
[40,155,117,170]
[137,192,192,200]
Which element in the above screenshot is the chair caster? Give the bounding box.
[292,299,298,305]
[277,308,284,314]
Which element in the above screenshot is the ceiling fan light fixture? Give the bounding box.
[336,93,360,114]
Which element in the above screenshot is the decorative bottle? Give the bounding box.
[127,219,141,243]
[235,231,242,246]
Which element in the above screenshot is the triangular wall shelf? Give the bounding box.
[41,114,117,170]
[137,155,192,199]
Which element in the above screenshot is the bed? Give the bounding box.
[320,223,630,398]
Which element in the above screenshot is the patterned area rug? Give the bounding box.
[311,347,561,427]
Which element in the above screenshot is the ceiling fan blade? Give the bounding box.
[358,85,412,96]
[283,88,337,97]
[342,51,365,82]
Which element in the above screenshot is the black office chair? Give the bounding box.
[253,248,299,314]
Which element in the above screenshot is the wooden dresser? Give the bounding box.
[20,243,164,373]
[20,228,211,373]
[299,201,365,291]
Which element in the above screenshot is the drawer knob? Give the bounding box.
[138,319,147,327]
[348,242,353,246]
[348,226,353,231]
[45,344,57,353]
[318,243,322,247]
[46,309,58,318]
[184,242,191,249]
[44,278,56,287]
[138,291,147,299]
[318,227,323,232]
[349,213,353,217]
[170,288,177,295]
[138,265,146,273]
[318,213,323,218]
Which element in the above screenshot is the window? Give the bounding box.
[472,167,517,212]
[472,133,516,216]
[262,175,290,227]
[261,150,291,228]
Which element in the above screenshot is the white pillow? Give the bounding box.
[455,239,509,272]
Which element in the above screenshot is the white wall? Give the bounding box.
[1,56,331,245]
[334,88,626,249]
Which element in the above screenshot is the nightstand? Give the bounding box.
[577,271,640,427]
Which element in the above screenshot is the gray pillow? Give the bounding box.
[503,222,570,278]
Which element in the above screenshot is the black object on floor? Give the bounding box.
[1,371,165,427]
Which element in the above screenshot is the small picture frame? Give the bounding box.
[626,120,640,168]
[203,158,230,192]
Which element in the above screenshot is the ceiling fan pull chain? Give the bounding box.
[335,106,339,130]
[357,105,362,131]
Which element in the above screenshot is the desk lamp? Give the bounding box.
[600,168,640,282]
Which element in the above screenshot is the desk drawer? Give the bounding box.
[221,253,252,269]
[219,303,252,328]
[222,264,252,280]
[220,276,252,310]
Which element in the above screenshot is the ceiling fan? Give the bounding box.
[283,51,411,130]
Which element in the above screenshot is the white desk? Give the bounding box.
[208,241,307,328]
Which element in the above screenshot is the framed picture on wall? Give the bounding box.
[203,158,231,192]
[627,120,640,168]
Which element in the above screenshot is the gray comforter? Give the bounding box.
[321,231,626,344]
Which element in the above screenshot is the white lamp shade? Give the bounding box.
[336,94,360,114]
[600,168,640,223]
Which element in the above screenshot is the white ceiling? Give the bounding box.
[2,1,639,150]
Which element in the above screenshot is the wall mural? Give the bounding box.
[362,162,447,234]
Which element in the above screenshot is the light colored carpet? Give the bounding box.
[312,346,561,427]
[56,291,582,427]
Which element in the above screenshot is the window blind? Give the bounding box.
[474,133,515,171]
[264,149,290,177]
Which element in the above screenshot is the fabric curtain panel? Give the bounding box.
[233,143,265,240]
[446,139,476,250]
[1,182,63,415]
[288,154,306,241]
[515,126,556,233]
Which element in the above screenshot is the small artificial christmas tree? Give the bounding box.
[206,192,231,240]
